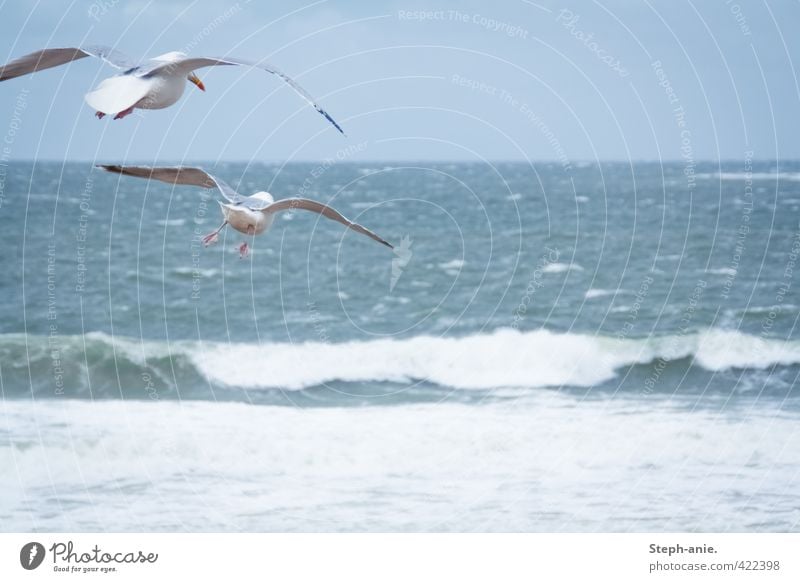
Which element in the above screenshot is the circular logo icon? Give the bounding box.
[20,542,45,570]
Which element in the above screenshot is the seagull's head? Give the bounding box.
[188,72,205,92]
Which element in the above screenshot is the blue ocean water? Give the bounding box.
[1,161,799,531]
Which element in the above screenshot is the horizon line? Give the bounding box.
[4,157,794,165]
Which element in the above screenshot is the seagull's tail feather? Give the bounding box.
[84,75,151,114]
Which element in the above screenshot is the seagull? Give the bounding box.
[0,46,344,133]
[98,165,392,258]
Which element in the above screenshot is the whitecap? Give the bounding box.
[543,262,583,274]
[699,172,800,181]
[439,259,465,273]
[173,266,219,278]
[176,328,800,390]
[585,289,617,299]
[156,218,186,227]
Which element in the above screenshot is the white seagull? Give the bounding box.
[0,46,344,133]
[98,165,393,258]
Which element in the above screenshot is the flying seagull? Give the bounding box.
[98,165,392,258]
[0,46,344,133]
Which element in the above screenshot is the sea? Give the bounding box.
[0,160,798,532]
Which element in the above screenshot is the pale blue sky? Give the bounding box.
[0,0,797,162]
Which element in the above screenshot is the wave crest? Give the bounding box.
[2,329,798,396]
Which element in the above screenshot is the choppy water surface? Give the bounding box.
[1,161,798,531]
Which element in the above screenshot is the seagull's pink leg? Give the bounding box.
[113,106,135,120]
[238,225,257,259]
[95,111,105,119]
[202,221,227,246]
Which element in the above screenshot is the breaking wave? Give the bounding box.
[2,328,800,399]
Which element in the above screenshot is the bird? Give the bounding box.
[0,46,344,133]
[97,164,393,258]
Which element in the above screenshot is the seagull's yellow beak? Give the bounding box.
[188,73,205,92]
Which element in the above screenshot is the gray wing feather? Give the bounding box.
[97,165,244,203]
[265,198,393,249]
[0,46,136,81]
[141,56,344,135]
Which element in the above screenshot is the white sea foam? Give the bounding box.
[439,259,465,273]
[156,218,186,227]
[173,266,219,278]
[155,328,800,391]
[740,304,798,315]
[543,262,583,274]
[3,397,798,531]
[585,288,617,299]
[698,172,800,181]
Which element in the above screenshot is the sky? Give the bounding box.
[0,0,798,163]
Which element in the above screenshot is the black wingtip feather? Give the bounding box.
[319,108,345,135]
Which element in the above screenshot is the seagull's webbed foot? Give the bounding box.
[238,242,249,259]
[113,106,135,120]
[202,221,227,247]
[94,111,106,119]
[202,231,220,246]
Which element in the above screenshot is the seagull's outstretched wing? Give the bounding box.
[141,56,344,135]
[0,46,136,82]
[265,198,393,249]
[97,165,245,204]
